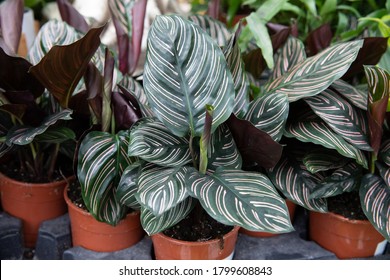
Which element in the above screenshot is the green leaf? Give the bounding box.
[187,167,294,233]
[34,126,75,143]
[267,156,328,212]
[360,174,390,241]
[246,13,274,69]
[29,24,106,108]
[380,139,390,166]
[303,148,350,173]
[135,164,189,217]
[376,162,390,189]
[365,66,390,156]
[208,123,242,172]
[189,14,231,47]
[128,118,192,167]
[116,161,143,209]
[265,40,363,102]
[6,109,73,146]
[140,197,196,235]
[305,89,372,151]
[77,130,134,225]
[143,15,235,138]
[309,161,362,199]
[284,111,368,168]
[331,79,367,110]
[223,26,250,118]
[271,36,306,80]
[245,92,289,141]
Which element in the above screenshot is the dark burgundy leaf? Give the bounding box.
[0,0,23,54]
[0,48,44,98]
[306,23,332,56]
[207,0,221,19]
[226,114,283,168]
[342,37,388,80]
[84,63,103,121]
[29,25,106,108]
[112,91,141,130]
[243,26,291,79]
[117,85,142,113]
[57,0,90,34]
[368,97,388,155]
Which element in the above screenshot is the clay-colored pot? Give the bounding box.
[151,226,240,260]
[240,200,297,237]
[64,185,144,252]
[0,172,68,248]
[309,211,386,259]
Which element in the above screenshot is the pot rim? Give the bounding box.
[0,171,73,188]
[151,225,240,246]
[63,179,139,219]
[311,210,372,225]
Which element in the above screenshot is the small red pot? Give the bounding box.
[151,226,240,260]
[0,172,68,248]
[309,211,386,259]
[64,185,144,252]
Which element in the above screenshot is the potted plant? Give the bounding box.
[0,4,104,248]
[257,31,390,258]
[114,14,306,260]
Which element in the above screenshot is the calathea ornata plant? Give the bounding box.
[255,34,390,241]
[116,14,294,236]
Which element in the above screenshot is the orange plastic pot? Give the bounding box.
[309,211,386,259]
[0,172,68,248]
[151,226,240,260]
[240,200,297,237]
[64,186,144,252]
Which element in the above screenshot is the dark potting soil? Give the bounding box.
[0,158,73,184]
[67,180,89,211]
[163,209,234,242]
[327,191,367,220]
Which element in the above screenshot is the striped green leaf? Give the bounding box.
[376,162,390,189]
[34,127,75,143]
[380,139,390,166]
[140,197,196,235]
[189,14,231,47]
[265,40,363,102]
[360,174,390,241]
[267,156,328,212]
[77,130,135,225]
[303,148,350,173]
[309,162,362,199]
[208,123,242,172]
[223,26,250,118]
[187,167,294,233]
[6,109,73,145]
[271,36,306,80]
[128,118,191,167]
[331,79,368,110]
[135,164,189,216]
[284,111,368,168]
[143,15,235,137]
[116,161,143,209]
[245,92,289,141]
[305,89,372,151]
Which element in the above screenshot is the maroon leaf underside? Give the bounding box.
[0,48,44,98]
[369,97,388,155]
[243,25,291,79]
[305,23,332,56]
[29,25,106,109]
[0,0,23,54]
[84,63,103,121]
[226,114,283,169]
[342,37,388,80]
[57,0,90,34]
[112,91,141,131]
[207,0,221,19]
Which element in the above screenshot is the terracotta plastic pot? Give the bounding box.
[240,200,297,237]
[0,172,68,248]
[309,211,386,259]
[64,186,144,252]
[151,226,240,260]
